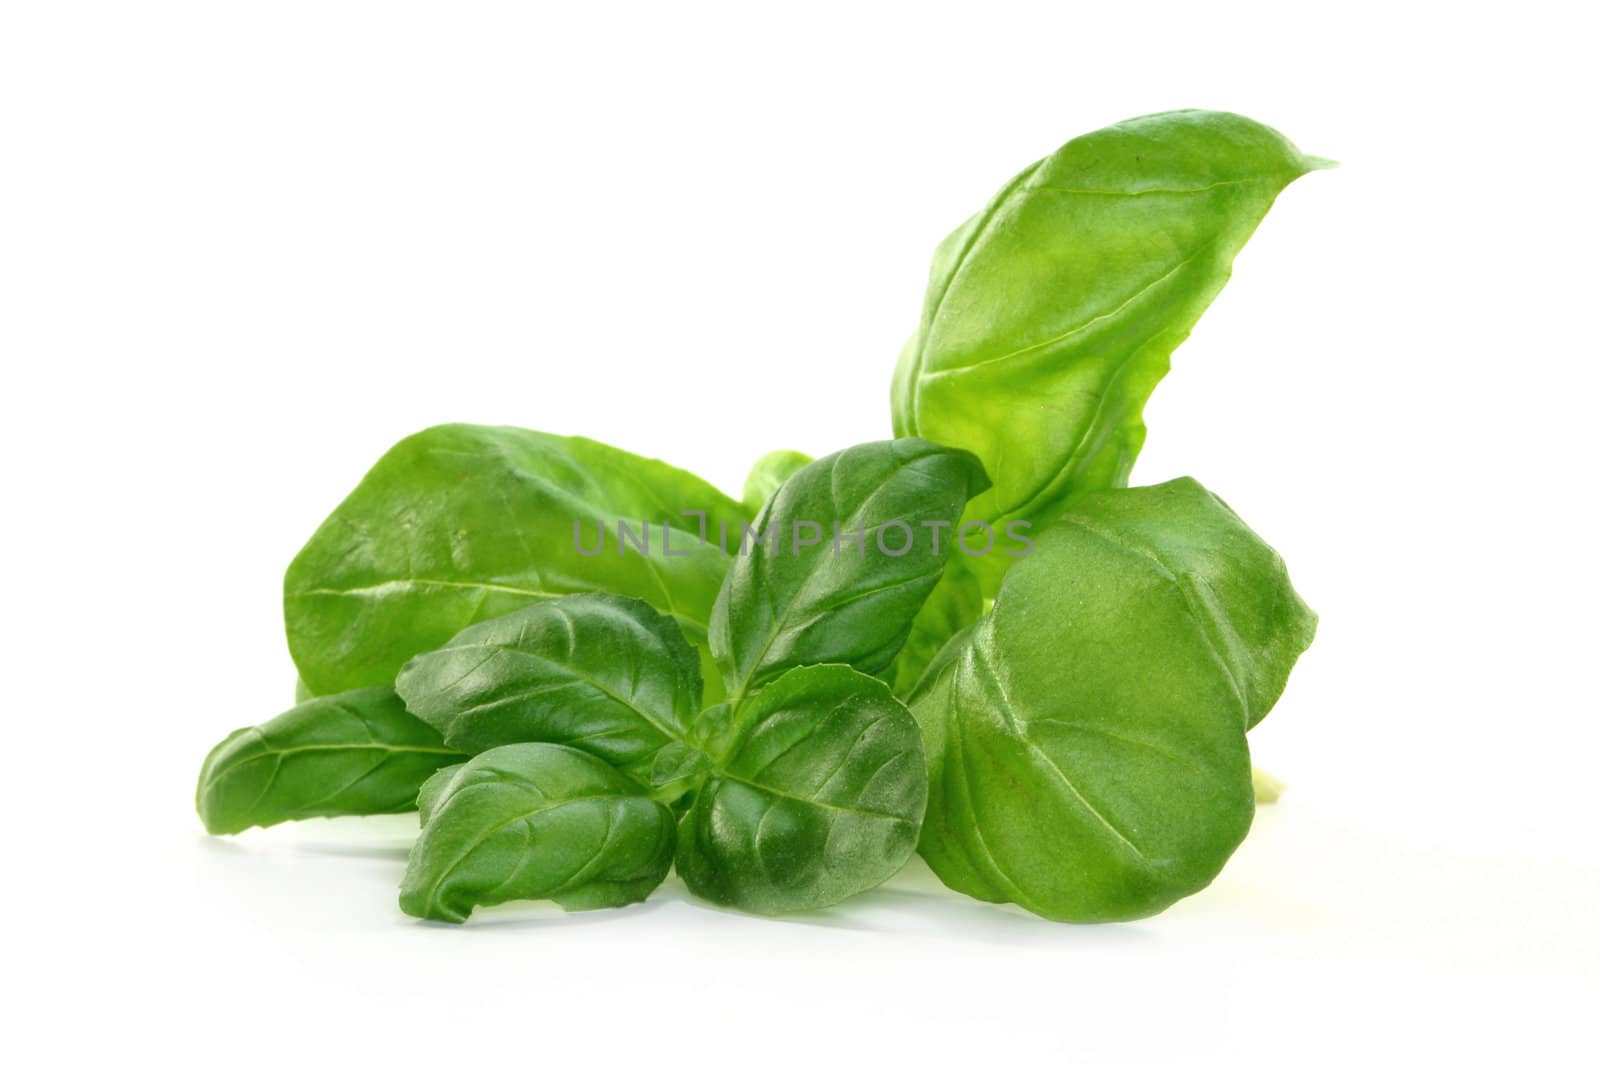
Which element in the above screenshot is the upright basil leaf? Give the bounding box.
[891,110,1330,593]
[285,424,750,696]
[398,743,675,923]
[710,438,989,702]
[395,593,706,786]
[676,665,926,914]
[911,477,1315,921]
[741,449,813,513]
[196,687,463,835]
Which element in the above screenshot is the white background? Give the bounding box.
[3,1,1595,1062]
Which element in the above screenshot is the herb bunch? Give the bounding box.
[198,110,1326,923]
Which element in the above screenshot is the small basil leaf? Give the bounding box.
[399,743,675,923]
[196,687,463,835]
[741,449,813,513]
[395,592,704,785]
[648,741,712,791]
[892,110,1330,594]
[911,477,1314,921]
[710,438,989,701]
[285,424,749,696]
[676,665,927,914]
[689,701,735,754]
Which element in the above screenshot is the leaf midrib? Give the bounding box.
[446,640,691,747]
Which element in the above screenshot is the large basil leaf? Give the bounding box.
[912,478,1315,921]
[285,424,749,696]
[891,110,1330,593]
[196,687,463,835]
[395,593,708,787]
[740,449,813,513]
[676,665,926,914]
[1059,477,1317,728]
[399,743,675,923]
[709,438,989,702]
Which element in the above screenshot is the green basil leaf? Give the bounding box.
[911,477,1315,921]
[740,449,813,513]
[891,110,1330,593]
[196,687,463,835]
[395,593,704,784]
[648,741,713,793]
[710,439,989,701]
[688,701,735,753]
[676,665,926,914]
[399,743,675,923]
[1058,477,1317,728]
[284,424,749,695]
[417,763,466,825]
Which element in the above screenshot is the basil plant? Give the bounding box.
[197,109,1328,926]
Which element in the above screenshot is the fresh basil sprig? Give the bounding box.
[196,109,1329,928]
[392,438,984,920]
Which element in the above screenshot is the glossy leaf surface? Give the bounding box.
[891,110,1329,592]
[399,743,675,923]
[710,439,988,701]
[676,665,926,914]
[396,593,704,784]
[285,424,748,695]
[196,687,462,835]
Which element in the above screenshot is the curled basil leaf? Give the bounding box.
[676,665,926,914]
[710,438,989,702]
[284,424,749,696]
[399,743,675,923]
[892,110,1330,593]
[196,687,462,835]
[395,592,704,784]
[911,478,1315,921]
